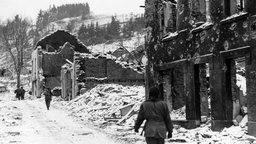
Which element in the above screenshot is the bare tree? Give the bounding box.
[2,15,31,88]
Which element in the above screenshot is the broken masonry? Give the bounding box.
[145,0,256,136]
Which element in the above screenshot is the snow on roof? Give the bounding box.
[191,22,213,33]
[162,32,178,41]
[162,29,189,41]
[77,53,145,74]
[220,12,248,23]
[163,0,177,5]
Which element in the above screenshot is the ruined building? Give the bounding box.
[31,30,90,98]
[145,0,256,136]
[32,30,145,100]
[61,53,145,100]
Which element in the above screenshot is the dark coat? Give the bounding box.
[20,89,25,97]
[14,88,22,98]
[134,100,173,139]
[44,89,52,100]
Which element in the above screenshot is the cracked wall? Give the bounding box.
[145,0,256,133]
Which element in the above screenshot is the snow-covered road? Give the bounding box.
[0,94,120,144]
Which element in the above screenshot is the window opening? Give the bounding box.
[237,0,244,11]
[224,0,245,17]
[189,0,208,25]
[224,0,231,17]
[160,0,177,34]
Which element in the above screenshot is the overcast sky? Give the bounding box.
[0,0,145,22]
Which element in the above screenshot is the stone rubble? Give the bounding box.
[51,83,256,144]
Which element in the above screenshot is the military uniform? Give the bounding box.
[44,88,52,110]
[135,100,173,144]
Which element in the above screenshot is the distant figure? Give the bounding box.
[43,87,52,110]
[20,87,25,100]
[14,87,21,100]
[134,87,173,144]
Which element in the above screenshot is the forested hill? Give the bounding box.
[37,3,90,27]
[0,2,146,76]
[77,15,145,46]
[34,3,145,47]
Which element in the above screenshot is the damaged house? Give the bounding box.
[61,53,145,100]
[145,0,256,136]
[31,30,90,98]
[32,30,145,100]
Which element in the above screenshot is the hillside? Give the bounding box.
[0,12,146,76]
[46,13,143,34]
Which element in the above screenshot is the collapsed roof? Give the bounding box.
[36,30,90,53]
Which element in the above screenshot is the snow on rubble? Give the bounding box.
[63,84,145,126]
[51,83,256,144]
[0,73,255,143]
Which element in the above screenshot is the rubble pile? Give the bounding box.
[169,124,256,144]
[51,82,255,143]
[64,84,145,127]
[170,106,186,120]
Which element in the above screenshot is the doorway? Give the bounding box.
[194,63,211,124]
[230,57,247,126]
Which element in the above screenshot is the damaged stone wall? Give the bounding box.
[76,53,145,92]
[42,43,75,77]
[32,30,91,95]
[145,0,256,134]
[79,56,107,78]
[144,0,163,96]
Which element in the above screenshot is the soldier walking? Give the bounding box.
[134,87,173,144]
[43,87,52,110]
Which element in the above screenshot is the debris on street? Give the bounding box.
[52,83,256,144]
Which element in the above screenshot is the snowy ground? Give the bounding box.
[0,91,123,144]
[51,84,256,144]
[0,77,256,144]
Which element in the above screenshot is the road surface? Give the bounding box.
[0,93,121,144]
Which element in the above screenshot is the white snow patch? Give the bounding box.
[162,32,178,41]
[220,12,248,23]
[191,22,213,32]
[88,33,145,54]
[236,74,246,95]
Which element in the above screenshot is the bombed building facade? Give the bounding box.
[145,0,256,136]
[32,30,145,100]
[31,30,90,98]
